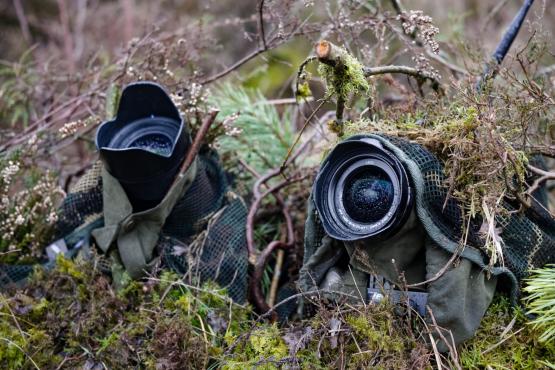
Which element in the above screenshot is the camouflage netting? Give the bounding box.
[2,149,249,303]
[375,134,555,292]
[301,134,555,301]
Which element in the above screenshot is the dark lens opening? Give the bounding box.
[130,133,173,155]
[342,167,394,223]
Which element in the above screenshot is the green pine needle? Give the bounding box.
[524,265,555,343]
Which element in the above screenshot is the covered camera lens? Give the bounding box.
[313,135,412,241]
[343,167,394,223]
[96,82,191,211]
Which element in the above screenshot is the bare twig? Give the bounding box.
[171,110,219,187]
[268,249,285,307]
[363,65,442,92]
[13,0,31,43]
[257,0,267,50]
[481,0,510,33]
[280,99,327,173]
[477,0,535,90]
[390,0,404,14]
[389,0,468,76]
[295,56,317,98]
[244,129,315,313]
[57,0,76,73]
[526,164,555,198]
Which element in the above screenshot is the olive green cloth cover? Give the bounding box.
[300,197,497,352]
[299,134,510,351]
[91,160,198,279]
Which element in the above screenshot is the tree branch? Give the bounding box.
[257,0,267,50]
[315,40,443,92]
[526,164,555,199]
[171,110,219,187]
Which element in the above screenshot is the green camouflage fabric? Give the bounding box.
[299,134,555,351]
[1,149,250,304]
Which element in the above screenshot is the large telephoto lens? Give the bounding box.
[313,135,412,241]
[96,82,191,211]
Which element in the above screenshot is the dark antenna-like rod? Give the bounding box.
[477,0,535,91]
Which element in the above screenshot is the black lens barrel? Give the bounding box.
[313,135,412,241]
[96,82,191,211]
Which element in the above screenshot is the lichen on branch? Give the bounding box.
[315,40,370,101]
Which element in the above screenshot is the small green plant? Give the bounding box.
[460,296,555,369]
[0,48,38,128]
[524,265,555,343]
[0,153,62,264]
[208,83,294,177]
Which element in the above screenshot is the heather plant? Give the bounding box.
[0,149,63,264]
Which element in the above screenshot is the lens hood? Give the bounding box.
[96,81,191,210]
[313,135,412,241]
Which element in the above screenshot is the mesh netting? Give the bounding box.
[0,264,35,288]
[161,196,249,303]
[2,150,249,303]
[375,134,555,284]
[162,151,228,239]
[55,161,104,238]
[301,134,555,304]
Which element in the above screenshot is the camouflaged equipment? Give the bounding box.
[300,134,555,350]
[1,149,250,304]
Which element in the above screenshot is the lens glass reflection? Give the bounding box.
[343,167,394,223]
[130,133,173,155]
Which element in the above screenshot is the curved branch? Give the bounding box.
[363,65,442,92]
[526,164,555,199]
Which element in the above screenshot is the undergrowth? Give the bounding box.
[4,258,553,369]
[460,297,555,369]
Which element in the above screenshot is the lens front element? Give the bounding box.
[343,167,394,223]
[313,135,412,241]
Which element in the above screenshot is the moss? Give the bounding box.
[54,254,85,279]
[0,256,257,368]
[296,81,312,100]
[224,324,288,369]
[460,297,555,369]
[317,46,369,102]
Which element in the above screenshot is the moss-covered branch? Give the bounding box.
[313,40,443,135]
[315,40,442,92]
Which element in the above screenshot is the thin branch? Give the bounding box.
[201,0,272,84]
[280,99,327,173]
[477,0,535,90]
[247,174,307,314]
[294,56,317,98]
[481,0,510,33]
[13,0,31,43]
[268,249,285,307]
[315,40,443,92]
[389,0,468,76]
[526,164,555,198]
[363,65,442,92]
[390,0,404,14]
[171,110,219,187]
[257,0,267,50]
[201,47,267,84]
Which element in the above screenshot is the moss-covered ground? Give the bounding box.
[1,256,554,369]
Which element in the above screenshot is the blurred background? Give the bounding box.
[1,0,553,92]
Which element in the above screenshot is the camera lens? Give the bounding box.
[343,167,394,223]
[313,135,412,241]
[96,82,191,211]
[130,133,173,156]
